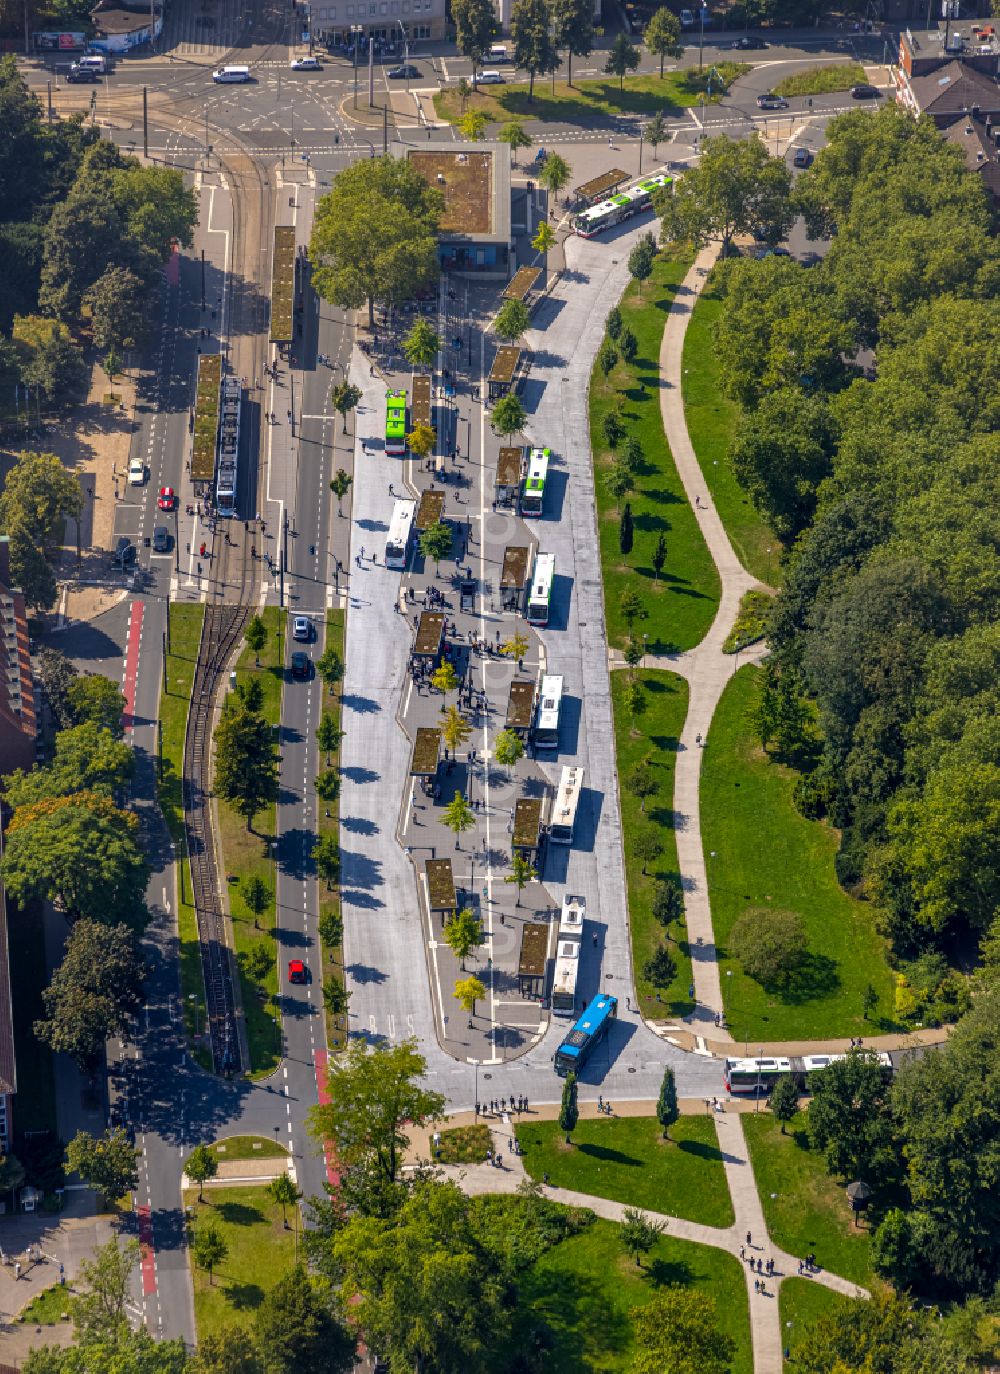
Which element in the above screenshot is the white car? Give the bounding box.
[128,458,145,486]
[290,55,321,70]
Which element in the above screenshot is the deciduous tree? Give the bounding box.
[214,704,279,832]
[442,791,475,848]
[66,1128,138,1204]
[768,1074,799,1133]
[331,381,362,433]
[492,392,527,439]
[193,1222,227,1286]
[730,907,807,987]
[620,1207,664,1265]
[419,520,452,574]
[644,9,683,77]
[65,673,126,738]
[268,1171,302,1227]
[510,0,558,98]
[330,468,352,515]
[185,1143,218,1202]
[537,151,572,202]
[494,727,524,776]
[505,853,537,905]
[451,0,498,83]
[632,1288,734,1374]
[313,834,341,890]
[444,907,481,970]
[559,1070,578,1142]
[657,1067,678,1139]
[549,0,594,87]
[659,133,793,253]
[455,974,486,1017]
[499,120,532,164]
[494,298,530,343]
[633,829,663,876]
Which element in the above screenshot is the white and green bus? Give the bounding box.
[521,446,551,517]
[385,390,407,456]
[572,171,672,239]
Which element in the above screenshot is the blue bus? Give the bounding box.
[554,993,618,1076]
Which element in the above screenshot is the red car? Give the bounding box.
[158,486,176,511]
[288,959,307,984]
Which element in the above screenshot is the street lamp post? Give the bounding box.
[352,25,362,109]
[699,3,706,73]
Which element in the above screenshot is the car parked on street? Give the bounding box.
[850,83,882,99]
[731,35,767,48]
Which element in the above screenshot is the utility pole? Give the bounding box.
[383,103,388,153]
[200,248,206,311]
[368,36,374,108]
[142,85,148,160]
[699,2,706,73]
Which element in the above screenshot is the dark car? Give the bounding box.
[731,35,767,48]
[291,651,310,679]
[850,83,881,99]
[388,63,419,78]
[113,537,136,568]
[756,93,788,109]
[67,65,99,83]
[792,146,812,168]
[152,525,170,553]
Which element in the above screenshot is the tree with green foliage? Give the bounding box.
[65,673,126,738]
[330,1182,504,1371]
[491,392,526,440]
[607,460,633,512]
[244,613,266,667]
[652,882,684,936]
[494,727,525,776]
[420,520,452,575]
[402,315,438,370]
[451,0,498,84]
[0,447,82,555]
[808,1050,896,1184]
[619,501,634,557]
[730,907,807,987]
[537,151,572,203]
[628,232,657,296]
[71,1236,140,1350]
[2,793,148,926]
[644,9,683,77]
[604,32,640,89]
[499,120,532,164]
[606,306,623,340]
[318,908,344,952]
[83,265,149,353]
[729,389,834,540]
[315,769,341,804]
[316,713,345,765]
[316,646,345,697]
[330,380,362,433]
[559,1070,579,1143]
[268,1171,302,1228]
[214,704,278,832]
[444,907,481,970]
[618,324,638,364]
[626,759,657,812]
[442,704,472,754]
[549,0,594,87]
[659,133,793,253]
[185,1143,218,1202]
[644,110,669,155]
[407,421,437,462]
[455,974,487,1018]
[36,918,144,1070]
[656,1067,678,1139]
[531,219,556,265]
[310,156,443,328]
[633,829,663,877]
[6,524,57,610]
[459,110,488,142]
[3,722,132,808]
[643,944,676,990]
[330,467,353,515]
[862,982,878,1021]
[456,76,472,111]
[597,336,618,381]
[624,638,643,675]
[190,1327,263,1374]
[254,1264,355,1373]
[308,1038,445,1206]
[632,1288,734,1374]
[620,1207,664,1265]
[652,532,668,581]
[432,661,459,696]
[768,1074,799,1133]
[0,1154,25,1199]
[66,1128,138,1204]
[619,586,646,633]
[494,297,530,343]
[505,853,537,906]
[624,678,646,724]
[510,0,559,99]
[442,792,475,849]
[313,834,341,890]
[193,1221,227,1286]
[602,406,625,449]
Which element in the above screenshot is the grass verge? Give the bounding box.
[435,1123,491,1163]
[680,278,779,586]
[158,603,211,1071]
[185,1185,297,1339]
[434,65,749,125]
[780,1277,857,1366]
[519,1217,750,1372]
[20,1284,73,1325]
[773,62,866,97]
[590,254,719,655]
[702,666,895,1040]
[517,1115,734,1228]
[8,898,57,1142]
[208,1135,289,1163]
[318,608,347,1054]
[610,668,691,1019]
[743,1112,875,1287]
[218,608,286,1078]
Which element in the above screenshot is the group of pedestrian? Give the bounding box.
[475,1095,529,1117]
[798,1252,818,1274]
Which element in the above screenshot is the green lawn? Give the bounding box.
[773,63,866,97]
[207,1135,289,1163]
[680,280,779,586]
[743,1112,875,1288]
[436,1123,491,1164]
[8,897,57,1142]
[157,603,210,1069]
[217,608,286,1077]
[516,1115,733,1229]
[186,1185,297,1339]
[590,256,719,655]
[318,608,347,1054]
[610,668,692,1019]
[518,1218,750,1373]
[702,666,895,1039]
[780,1277,857,1366]
[435,65,749,125]
[19,1284,74,1325]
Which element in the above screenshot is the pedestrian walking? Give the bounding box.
[360,545,365,560]
[475,1101,480,1117]
[389,483,395,496]
[543,1172,549,1186]
[754,1278,760,1294]
[740,1245,745,1261]
[746,1231,752,1248]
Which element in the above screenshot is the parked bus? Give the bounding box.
[533,673,563,751]
[549,765,583,845]
[723,1050,894,1097]
[526,552,555,626]
[572,171,672,239]
[551,939,581,1017]
[384,498,416,570]
[521,446,550,517]
[385,390,407,456]
[555,992,617,1075]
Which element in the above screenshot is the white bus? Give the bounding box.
[551,938,581,1016]
[559,892,585,943]
[521,446,550,517]
[549,765,583,845]
[526,552,555,626]
[572,171,672,239]
[384,498,416,570]
[533,673,563,750]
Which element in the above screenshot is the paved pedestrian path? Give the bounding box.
[432,1104,867,1373]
